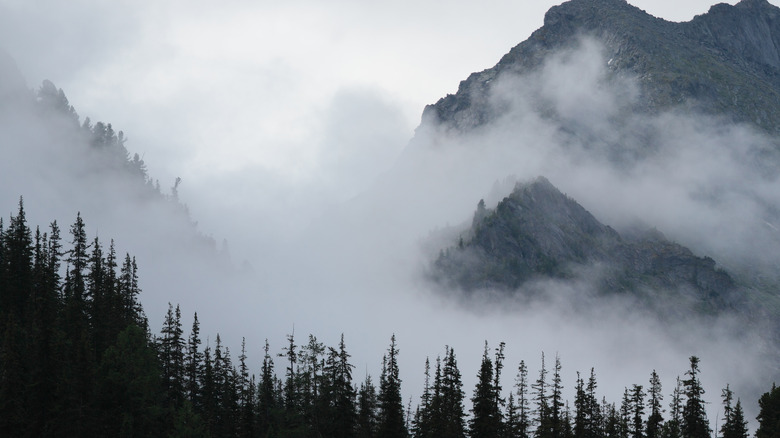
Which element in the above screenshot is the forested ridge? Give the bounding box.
[1,201,779,438]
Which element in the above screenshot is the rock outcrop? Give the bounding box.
[423,0,780,134]
[432,177,738,312]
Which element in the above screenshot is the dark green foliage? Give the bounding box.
[681,357,709,438]
[470,343,503,438]
[0,202,772,438]
[357,374,380,438]
[721,385,749,438]
[574,370,602,438]
[646,371,663,438]
[661,378,683,438]
[415,347,466,438]
[513,360,532,438]
[756,384,780,438]
[94,324,164,437]
[377,334,407,438]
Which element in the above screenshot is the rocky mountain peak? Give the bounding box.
[431,177,737,312]
[422,0,780,134]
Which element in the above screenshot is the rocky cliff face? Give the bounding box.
[432,177,739,313]
[423,0,780,134]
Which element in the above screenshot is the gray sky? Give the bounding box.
[0,1,748,213]
[0,0,775,423]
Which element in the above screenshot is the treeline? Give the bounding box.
[2,202,780,438]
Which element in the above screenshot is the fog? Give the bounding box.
[2,0,779,429]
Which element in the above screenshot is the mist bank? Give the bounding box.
[1,27,778,431]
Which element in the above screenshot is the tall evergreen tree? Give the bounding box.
[661,377,682,438]
[357,374,379,438]
[471,342,502,438]
[550,355,565,438]
[159,303,186,411]
[756,384,780,438]
[1,198,33,319]
[720,385,749,438]
[646,371,663,438]
[630,385,645,438]
[377,334,407,438]
[515,360,532,438]
[439,346,467,438]
[534,353,552,438]
[257,338,279,437]
[185,312,204,409]
[681,357,709,438]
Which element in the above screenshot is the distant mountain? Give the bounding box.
[0,49,231,326]
[424,0,780,135]
[418,0,780,325]
[431,177,744,314]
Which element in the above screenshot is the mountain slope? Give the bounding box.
[432,177,740,313]
[423,0,780,134]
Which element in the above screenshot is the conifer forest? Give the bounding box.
[1,202,779,438]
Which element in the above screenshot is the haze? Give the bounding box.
[0,0,776,427]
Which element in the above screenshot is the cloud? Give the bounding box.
[2,1,778,430]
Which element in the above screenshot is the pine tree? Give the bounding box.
[357,374,379,438]
[681,357,709,438]
[550,355,565,438]
[646,371,663,438]
[237,337,255,438]
[515,360,532,438]
[413,357,433,438]
[377,334,407,438]
[661,377,682,438]
[534,353,552,438]
[574,373,587,438]
[159,303,186,411]
[94,324,164,437]
[439,346,467,438]
[630,385,645,438]
[258,339,279,437]
[720,385,749,438]
[185,312,204,408]
[585,369,602,438]
[1,197,33,319]
[470,342,501,438]
[756,384,780,438]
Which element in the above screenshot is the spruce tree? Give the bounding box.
[470,342,501,438]
[258,339,279,437]
[630,384,645,438]
[721,385,749,438]
[756,384,780,438]
[661,377,682,438]
[357,374,379,438]
[534,353,552,438]
[515,360,532,438]
[681,357,709,438]
[185,312,204,408]
[440,346,466,438]
[377,334,407,438]
[646,371,663,438]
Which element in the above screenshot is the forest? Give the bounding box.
[1,200,779,438]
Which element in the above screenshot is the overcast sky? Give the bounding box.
[1,0,776,420]
[0,0,754,224]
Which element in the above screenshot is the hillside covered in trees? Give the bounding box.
[1,201,779,438]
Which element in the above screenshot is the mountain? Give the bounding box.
[418,0,780,325]
[424,0,780,135]
[0,51,233,328]
[431,177,742,314]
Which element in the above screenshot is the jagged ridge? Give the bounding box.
[432,177,739,313]
[423,0,780,134]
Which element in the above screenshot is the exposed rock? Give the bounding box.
[422,0,780,134]
[432,177,738,313]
